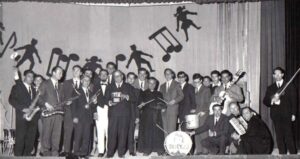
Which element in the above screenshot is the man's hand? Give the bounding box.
[22,108,30,114]
[121,94,129,101]
[93,113,98,120]
[168,100,176,105]
[292,115,296,122]
[198,111,206,117]
[73,118,79,124]
[45,103,54,111]
[138,102,145,109]
[231,132,240,140]
[66,101,72,106]
[108,100,116,106]
[190,109,196,113]
[92,97,97,104]
[135,118,139,124]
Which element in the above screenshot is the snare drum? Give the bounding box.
[185,114,199,129]
[164,131,192,156]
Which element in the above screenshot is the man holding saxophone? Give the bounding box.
[9,70,38,156]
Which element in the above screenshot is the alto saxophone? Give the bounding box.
[24,92,40,121]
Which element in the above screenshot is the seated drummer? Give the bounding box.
[236,107,273,154]
[190,104,229,154]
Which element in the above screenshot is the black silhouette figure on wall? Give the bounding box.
[149,26,182,62]
[46,47,79,77]
[174,6,201,41]
[126,44,155,72]
[83,56,103,73]
[0,22,5,45]
[13,38,41,70]
[0,31,17,58]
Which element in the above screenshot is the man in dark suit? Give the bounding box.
[106,62,116,84]
[177,71,196,131]
[210,70,221,94]
[72,75,97,158]
[94,69,110,157]
[192,73,211,155]
[126,72,140,156]
[106,70,136,158]
[9,70,38,156]
[38,66,69,156]
[191,104,229,155]
[60,65,82,157]
[263,67,297,154]
[160,68,184,135]
[132,68,149,91]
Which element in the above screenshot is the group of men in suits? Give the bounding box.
[8,64,298,158]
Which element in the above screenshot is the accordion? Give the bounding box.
[229,116,248,135]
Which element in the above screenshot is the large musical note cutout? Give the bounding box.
[46,48,80,77]
[149,26,182,62]
[115,54,126,69]
[0,32,17,58]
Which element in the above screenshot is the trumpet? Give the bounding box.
[24,92,40,121]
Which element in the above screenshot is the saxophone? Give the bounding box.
[24,92,40,121]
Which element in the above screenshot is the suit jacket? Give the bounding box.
[263,81,297,120]
[178,83,196,120]
[38,79,64,109]
[132,79,149,91]
[159,80,184,106]
[195,114,229,137]
[93,81,109,108]
[211,84,244,103]
[106,82,137,117]
[63,79,80,110]
[72,87,96,123]
[9,82,37,120]
[195,85,212,113]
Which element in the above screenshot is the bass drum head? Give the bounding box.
[164,131,192,156]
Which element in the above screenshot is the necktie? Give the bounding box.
[277,83,281,88]
[141,82,143,90]
[76,81,79,89]
[166,82,170,92]
[85,89,89,102]
[215,118,219,126]
[55,82,60,102]
[28,86,32,99]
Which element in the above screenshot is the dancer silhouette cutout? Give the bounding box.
[126,44,155,72]
[174,6,201,41]
[0,22,5,45]
[83,56,103,72]
[14,38,41,70]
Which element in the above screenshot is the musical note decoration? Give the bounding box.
[149,26,182,62]
[0,32,17,58]
[126,44,155,72]
[83,56,103,72]
[0,22,5,45]
[46,48,80,77]
[115,54,126,69]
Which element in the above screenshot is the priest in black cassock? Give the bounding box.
[137,77,166,156]
[237,107,273,154]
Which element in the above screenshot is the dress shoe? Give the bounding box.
[129,152,136,156]
[98,153,104,157]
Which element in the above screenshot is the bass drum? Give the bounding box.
[164,131,192,156]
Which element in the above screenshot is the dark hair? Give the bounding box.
[203,76,212,81]
[72,65,82,71]
[273,67,285,76]
[221,69,233,81]
[193,73,203,81]
[148,77,159,90]
[51,66,63,74]
[177,71,189,82]
[211,70,221,77]
[138,67,149,77]
[212,103,223,110]
[83,68,94,78]
[164,68,175,79]
[100,69,109,75]
[106,62,116,69]
[34,74,45,81]
[127,72,137,79]
[23,70,35,76]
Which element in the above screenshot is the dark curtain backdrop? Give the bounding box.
[260,0,285,148]
[285,0,300,149]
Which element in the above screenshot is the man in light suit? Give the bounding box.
[160,68,184,135]
[191,104,229,155]
[94,69,110,157]
[211,70,244,116]
[38,66,70,156]
[192,73,211,155]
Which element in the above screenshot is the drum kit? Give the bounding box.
[162,113,201,156]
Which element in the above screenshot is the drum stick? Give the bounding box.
[137,99,155,108]
[158,97,168,104]
[155,123,168,134]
